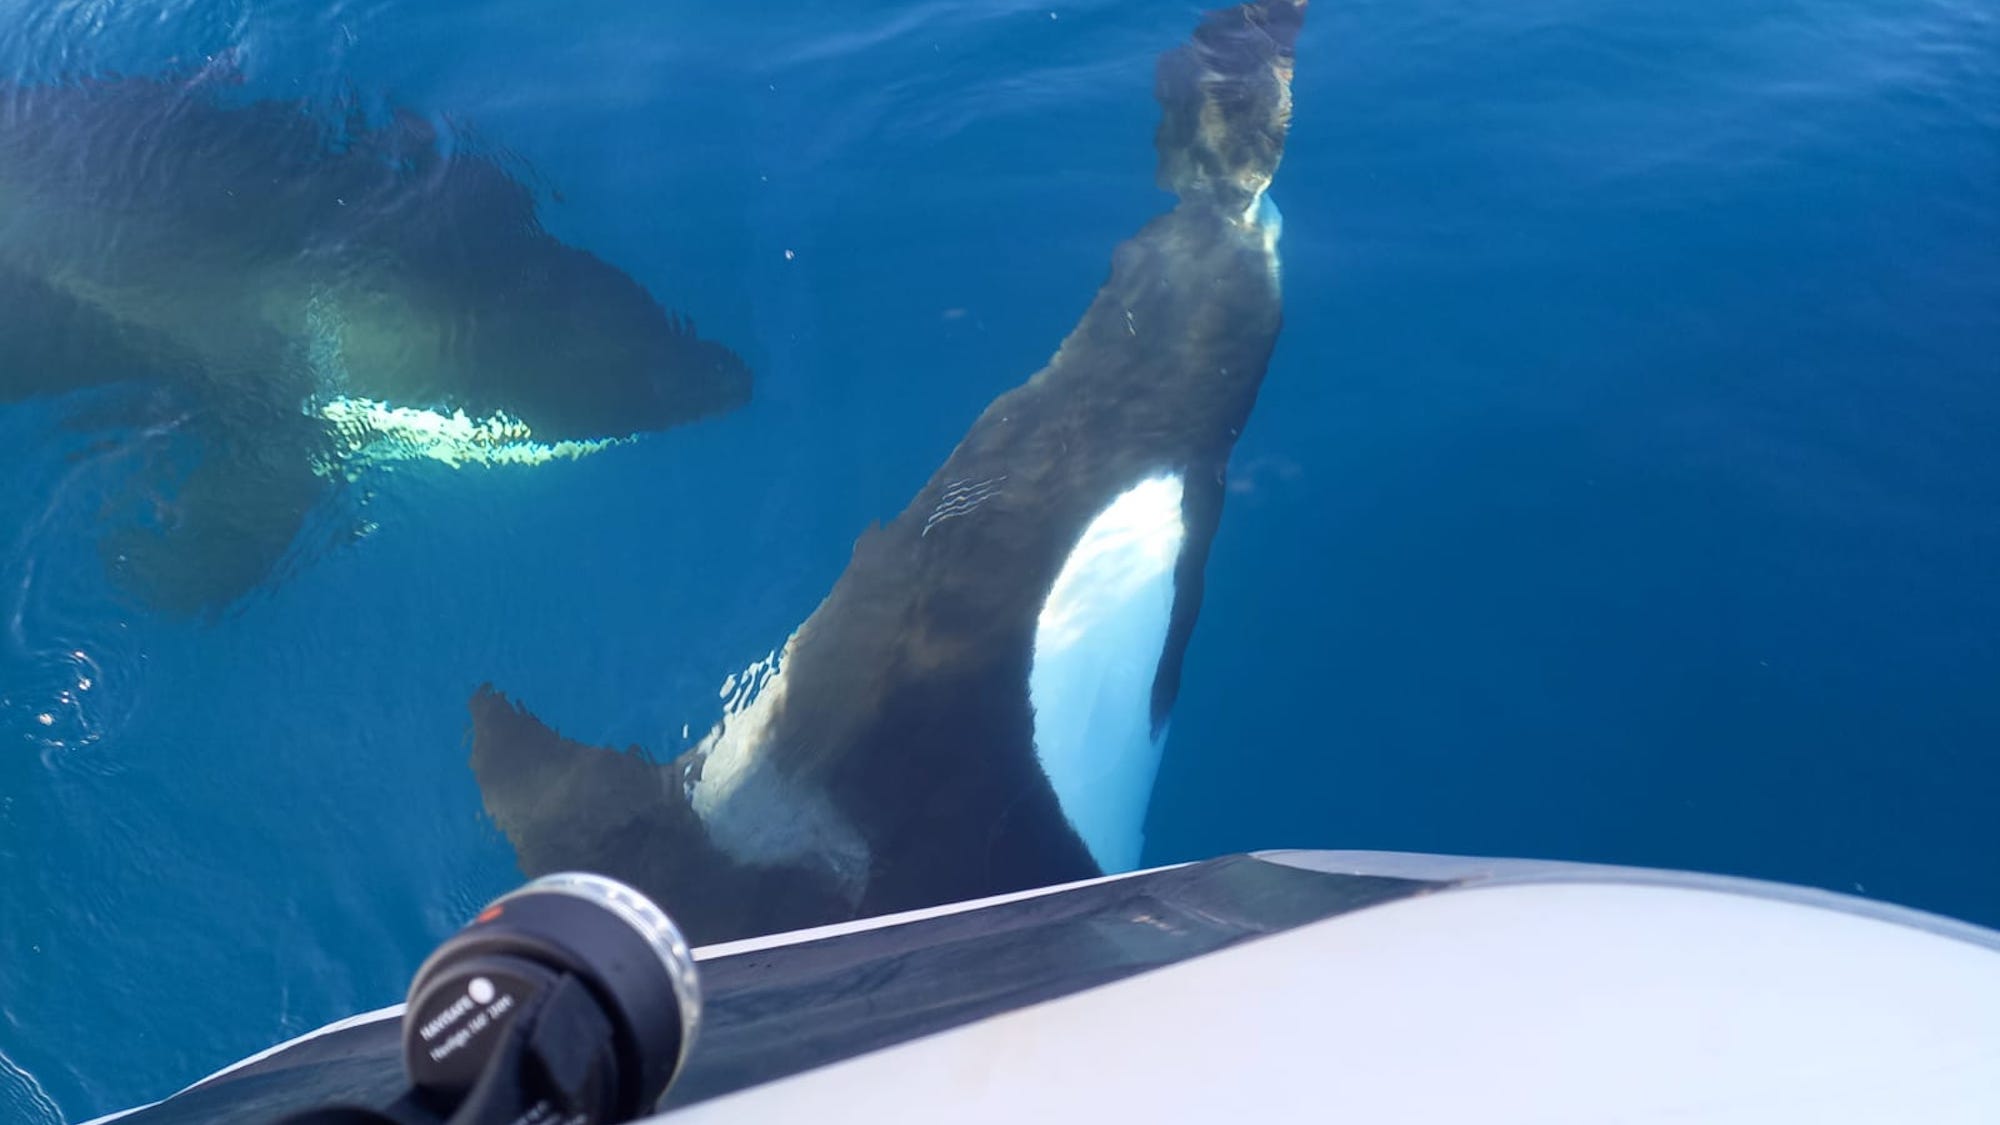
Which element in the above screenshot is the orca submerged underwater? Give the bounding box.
[469,0,1306,945]
[0,70,752,617]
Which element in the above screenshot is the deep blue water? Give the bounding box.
[1,0,1995,1119]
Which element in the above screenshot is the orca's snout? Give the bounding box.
[1153,0,1306,217]
[653,337,752,422]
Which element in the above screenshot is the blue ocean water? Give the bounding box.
[0,0,1994,1119]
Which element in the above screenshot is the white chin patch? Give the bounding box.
[1029,472,1187,873]
[1256,193,1283,281]
[310,395,628,476]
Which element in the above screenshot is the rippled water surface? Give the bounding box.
[2,0,1996,1119]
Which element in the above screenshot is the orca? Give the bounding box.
[469,0,1306,945]
[0,72,752,617]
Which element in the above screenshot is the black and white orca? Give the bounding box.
[0,73,751,617]
[469,0,1306,945]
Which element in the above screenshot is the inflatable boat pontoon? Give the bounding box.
[89,849,2000,1124]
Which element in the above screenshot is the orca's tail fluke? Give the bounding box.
[468,683,696,894]
[466,685,856,946]
[1153,0,1305,217]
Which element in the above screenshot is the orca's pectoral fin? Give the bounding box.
[467,685,857,945]
[98,414,336,620]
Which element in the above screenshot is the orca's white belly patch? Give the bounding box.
[1029,473,1187,872]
